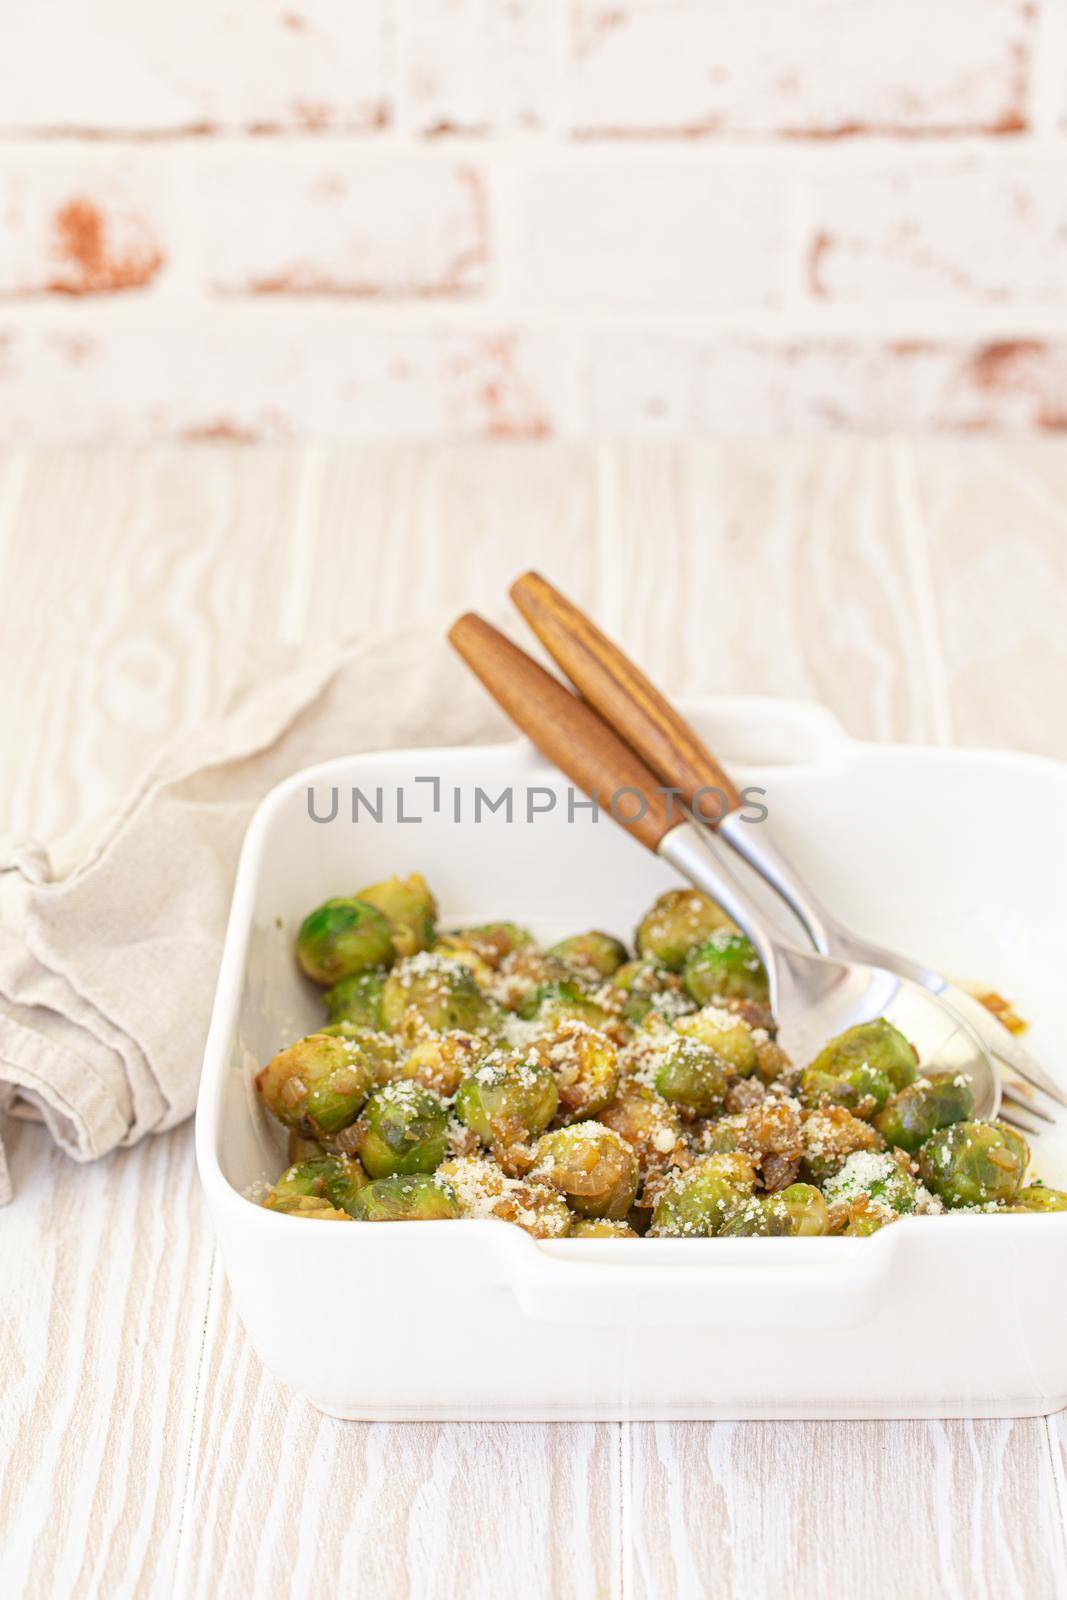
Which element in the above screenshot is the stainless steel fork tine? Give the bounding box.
[1001,1082,1058,1125]
[940,988,1067,1109]
[999,1103,1048,1138]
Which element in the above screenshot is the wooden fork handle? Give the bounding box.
[510,571,742,822]
[448,613,677,852]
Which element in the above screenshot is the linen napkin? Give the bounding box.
[0,624,509,1203]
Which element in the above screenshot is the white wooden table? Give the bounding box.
[2,441,1067,1600]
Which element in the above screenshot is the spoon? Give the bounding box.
[449,613,1003,1122]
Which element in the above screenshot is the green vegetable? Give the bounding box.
[296,897,394,986]
[799,1064,893,1118]
[682,930,768,1007]
[355,872,437,957]
[549,930,629,979]
[515,980,611,1031]
[322,969,388,1029]
[380,952,493,1034]
[918,1120,1029,1208]
[349,1174,460,1221]
[264,1154,369,1216]
[1010,1185,1067,1212]
[455,1056,559,1145]
[353,1081,449,1178]
[719,1183,830,1236]
[255,1032,375,1136]
[873,1073,974,1153]
[635,889,735,970]
[650,1153,756,1237]
[653,1036,731,1116]
[567,1218,637,1238]
[674,1006,759,1076]
[807,1019,918,1096]
[823,1151,932,1216]
[530,1123,639,1219]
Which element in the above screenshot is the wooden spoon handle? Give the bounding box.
[448,613,677,852]
[510,571,742,823]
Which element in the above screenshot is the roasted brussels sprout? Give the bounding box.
[567,1218,638,1238]
[255,1032,375,1136]
[549,930,629,979]
[682,931,768,1007]
[800,1063,893,1119]
[528,1023,619,1121]
[454,1055,559,1145]
[437,1155,571,1237]
[264,1154,369,1216]
[354,872,436,958]
[650,1153,756,1237]
[265,1193,352,1220]
[823,1150,938,1216]
[296,897,394,986]
[353,1081,449,1178]
[597,1082,684,1181]
[1010,1185,1067,1212]
[401,1030,485,1097]
[873,1073,974,1154]
[719,1183,830,1237]
[530,1123,639,1219]
[807,1019,917,1096]
[316,1023,402,1085]
[322,969,387,1029]
[448,922,533,969]
[674,1005,759,1077]
[380,952,493,1034]
[653,1035,731,1116]
[515,980,611,1032]
[286,1131,326,1163]
[349,1173,459,1221]
[635,889,735,971]
[610,959,692,1025]
[918,1120,1029,1208]
[800,1105,884,1184]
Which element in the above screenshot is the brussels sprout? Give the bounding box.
[754,1037,795,1085]
[353,1081,449,1178]
[264,1192,352,1220]
[719,1183,830,1237]
[455,1055,559,1145]
[349,1173,459,1221]
[682,931,768,1007]
[296,897,394,986]
[823,1150,937,1216]
[380,952,493,1034]
[837,1197,893,1236]
[491,945,571,1010]
[437,1155,571,1237]
[549,931,629,980]
[918,1120,1029,1208]
[598,1083,684,1179]
[286,1131,326,1163]
[265,1154,369,1216]
[674,1006,759,1077]
[610,960,693,1025]
[530,1123,639,1219]
[653,1036,731,1116]
[635,889,736,971]
[873,1073,974,1154]
[807,1019,917,1096]
[1010,1185,1067,1212]
[317,1024,402,1085]
[650,1153,756,1238]
[401,1030,485,1097]
[448,922,533,970]
[800,1106,884,1184]
[528,1024,619,1121]
[432,935,496,988]
[799,1064,893,1119]
[515,980,611,1032]
[567,1218,638,1238]
[354,872,436,958]
[322,969,387,1029]
[255,1032,375,1136]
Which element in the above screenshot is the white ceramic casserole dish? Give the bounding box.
[196,698,1067,1420]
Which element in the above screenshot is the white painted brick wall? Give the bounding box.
[1,0,1067,439]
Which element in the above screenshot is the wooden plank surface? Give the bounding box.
[1,440,1065,1600]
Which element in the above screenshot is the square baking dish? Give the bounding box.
[196,697,1067,1421]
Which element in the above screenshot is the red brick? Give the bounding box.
[0,159,168,295]
[403,0,553,135]
[202,156,489,297]
[568,0,1033,138]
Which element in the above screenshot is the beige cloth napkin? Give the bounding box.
[0,625,509,1203]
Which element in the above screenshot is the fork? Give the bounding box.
[508,571,1064,1133]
